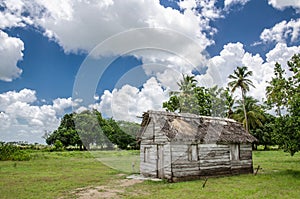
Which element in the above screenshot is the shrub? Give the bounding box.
[0,144,31,161]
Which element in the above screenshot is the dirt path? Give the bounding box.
[73,177,144,199]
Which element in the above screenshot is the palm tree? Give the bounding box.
[170,74,197,113]
[232,96,265,131]
[228,66,255,133]
[177,74,197,94]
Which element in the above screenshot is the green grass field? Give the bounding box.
[0,150,299,198]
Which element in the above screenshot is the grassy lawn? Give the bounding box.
[124,150,300,199]
[91,150,140,173]
[0,150,299,198]
[0,151,120,199]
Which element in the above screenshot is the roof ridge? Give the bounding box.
[147,110,236,123]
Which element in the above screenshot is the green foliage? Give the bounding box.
[252,113,276,149]
[103,118,138,150]
[228,66,255,93]
[232,96,266,130]
[223,87,235,118]
[274,116,300,156]
[267,54,300,156]
[46,113,82,150]
[228,66,255,133]
[46,109,138,150]
[162,95,180,112]
[0,144,31,161]
[208,86,234,117]
[193,86,212,115]
[163,74,212,116]
[54,140,64,151]
[266,62,289,116]
[117,120,141,138]
[74,110,103,150]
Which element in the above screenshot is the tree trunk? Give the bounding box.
[241,89,249,133]
[277,105,282,117]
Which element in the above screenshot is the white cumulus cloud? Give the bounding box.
[24,0,217,54]
[196,42,245,88]
[224,0,250,8]
[98,77,168,122]
[268,0,300,10]
[0,30,24,81]
[196,42,300,102]
[0,89,75,143]
[96,41,300,122]
[260,18,300,43]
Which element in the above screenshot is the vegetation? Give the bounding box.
[163,74,231,117]
[228,66,255,133]
[162,54,300,156]
[0,150,299,198]
[266,62,288,116]
[45,109,139,150]
[0,144,31,161]
[163,74,212,115]
[0,151,119,198]
[42,54,300,155]
[266,54,300,156]
[232,96,266,133]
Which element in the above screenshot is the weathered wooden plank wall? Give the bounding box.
[231,144,253,174]
[140,144,157,177]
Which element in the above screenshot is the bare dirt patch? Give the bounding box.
[73,178,143,199]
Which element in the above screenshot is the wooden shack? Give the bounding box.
[139,110,257,182]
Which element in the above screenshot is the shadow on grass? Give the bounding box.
[276,169,300,179]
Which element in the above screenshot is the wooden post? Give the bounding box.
[202,178,208,188]
[254,165,260,176]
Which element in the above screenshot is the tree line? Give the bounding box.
[163,54,300,156]
[44,109,140,150]
[46,54,300,155]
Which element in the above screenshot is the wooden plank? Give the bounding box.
[200,155,230,160]
[200,165,231,170]
[173,167,200,172]
[200,161,231,166]
[173,171,201,177]
[172,164,200,170]
[200,152,230,158]
[171,152,188,157]
[200,145,229,149]
[200,169,231,176]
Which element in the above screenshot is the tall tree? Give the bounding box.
[232,96,265,132]
[228,66,255,133]
[46,113,83,149]
[176,74,198,113]
[223,87,235,118]
[269,54,300,156]
[266,62,288,116]
[252,113,276,150]
[177,74,197,94]
[163,74,211,116]
[208,86,225,117]
[274,54,300,156]
[45,109,138,150]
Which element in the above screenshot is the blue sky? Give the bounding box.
[0,0,300,143]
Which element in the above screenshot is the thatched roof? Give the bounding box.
[141,110,257,144]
